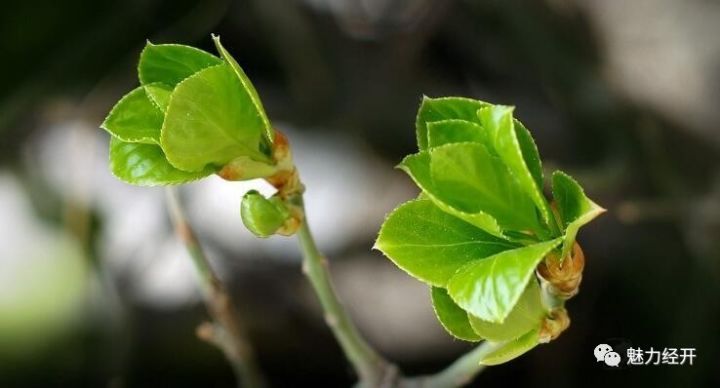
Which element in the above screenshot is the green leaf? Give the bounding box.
[514,120,543,191]
[144,82,172,112]
[430,142,542,234]
[101,86,163,144]
[431,287,482,342]
[375,199,516,287]
[109,138,213,186]
[241,191,290,238]
[212,34,273,144]
[416,97,489,150]
[399,152,503,237]
[468,279,545,341]
[478,329,540,366]
[217,155,282,181]
[447,238,562,323]
[161,64,272,172]
[427,119,486,148]
[138,42,222,87]
[552,171,605,258]
[478,106,553,228]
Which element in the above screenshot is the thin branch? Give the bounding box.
[401,341,502,388]
[165,187,265,388]
[294,195,396,386]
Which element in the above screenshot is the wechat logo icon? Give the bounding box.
[595,344,621,367]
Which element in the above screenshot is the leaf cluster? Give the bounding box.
[102,35,275,186]
[376,97,604,364]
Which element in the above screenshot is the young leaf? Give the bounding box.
[430,142,542,234]
[514,120,543,191]
[144,82,172,112]
[161,64,272,172]
[399,152,504,237]
[241,191,290,238]
[552,171,605,258]
[101,86,163,144]
[375,199,516,287]
[447,238,562,323]
[217,155,281,181]
[109,138,213,186]
[212,35,273,144]
[138,42,222,87]
[427,119,486,148]
[478,329,540,366]
[478,106,553,228]
[416,97,489,150]
[431,287,482,342]
[468,279,545,342]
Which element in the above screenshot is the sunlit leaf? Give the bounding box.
[212,34,273,143]
[109,138,213,186]
[161,64,272,172]
[138,42,222,87]
[468,279,545,341]
[478,329,540,365]
[416,97,489,150]
[101,86,163,144]
[431,287,482,342]
[430,142,542,234]
[478,106,553,229]
[427,119,486,148]
[144,82,172,112]
[399,152,503,237]
[514,120,543,192]
[375,199,516,286]
[447,238,562,323]
[552,171,605,258]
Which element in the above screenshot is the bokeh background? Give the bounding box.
[1,0,719,387]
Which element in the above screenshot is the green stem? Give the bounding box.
[539,278,565,311]
[165,188,266,388]
[294,195,393,385]
[401,341,502,388]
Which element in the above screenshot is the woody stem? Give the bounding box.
[165,187,265,388]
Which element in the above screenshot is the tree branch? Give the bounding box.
[401,341,502,388]
[293,194,396,386]
[165,187,265,388]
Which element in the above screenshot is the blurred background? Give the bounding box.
[1,0,719,386]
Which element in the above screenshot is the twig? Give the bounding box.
[165,187,265,388]
[400,342,502,388]
[293,192,503,387]
[293,194,396,386]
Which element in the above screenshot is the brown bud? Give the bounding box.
[277,206,304,236]
[537,242,585,299]
[539,308,570,343]
[272,129,291,162]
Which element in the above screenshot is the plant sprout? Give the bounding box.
[101,35,604,387]
[376,97,605,364]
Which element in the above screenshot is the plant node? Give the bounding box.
[537,242,585,299]
[539,308,570,343]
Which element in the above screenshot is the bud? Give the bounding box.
[240,191,303,238]
[539,308,570,343]
[537,242,585,299]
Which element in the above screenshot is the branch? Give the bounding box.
[400,341,502,388]
[292,192,500,387]
[293,194,396,386]
[165,187,265,388]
